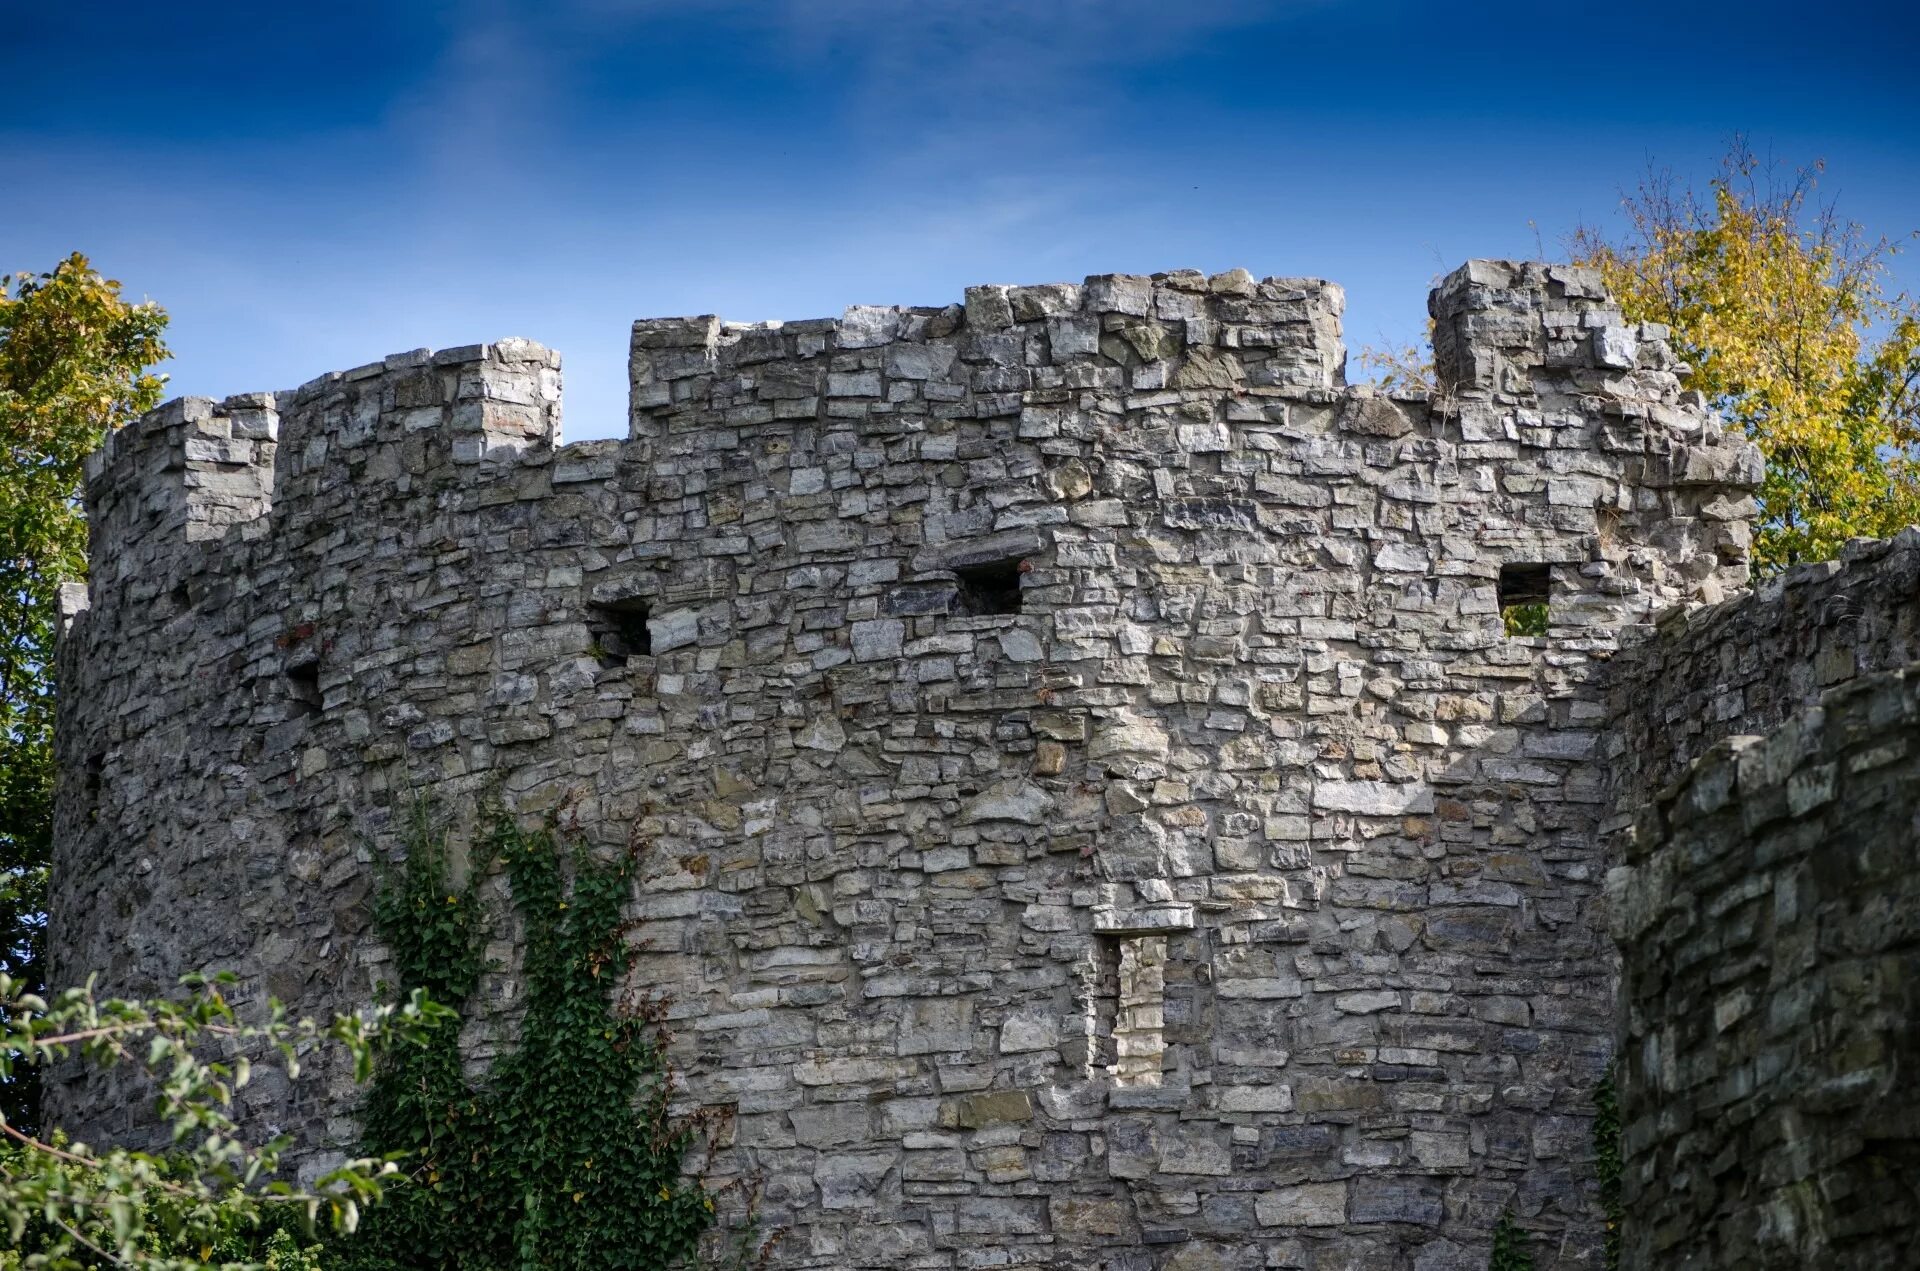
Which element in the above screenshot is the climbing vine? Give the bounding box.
[1594,1065,1623,1270]
[331,800,761,1270]
[1488,1211,1535,1271]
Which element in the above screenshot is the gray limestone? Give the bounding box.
[50,257,1877,1270]
[1604,534,1920,1270]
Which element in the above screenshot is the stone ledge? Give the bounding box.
[1091,903,1195,935]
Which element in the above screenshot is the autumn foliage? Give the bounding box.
[1573,145,1920,572]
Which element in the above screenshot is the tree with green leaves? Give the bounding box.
[1359,146,1920,576]
[0,254,170,1131]
[1573,143,1920,572]
[1,971,447,1270]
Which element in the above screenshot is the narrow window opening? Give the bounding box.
[1112,935,1168,1086]
[171,581,191,611]
[286,661,322,716]
[588,598,653,667]
[84,752,104,823]
[1084,937,1121,1078]
[1498,563,1552,637]
[951,558,1025,616]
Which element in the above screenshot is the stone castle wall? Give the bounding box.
[1604,531,1920,800]
[52,260,1764,1269]
[1607,664,1920,1269]
[1603,537,1920,1270]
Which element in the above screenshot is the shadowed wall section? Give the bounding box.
[1606,536,1920,1270]
[53,262,1762,1269]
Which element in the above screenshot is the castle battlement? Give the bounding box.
[73,263,1755,619]
[57,262,1913,1271]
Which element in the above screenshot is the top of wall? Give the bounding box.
[74,261,1760,605]
[1605,528,1920,839]
[627,268,1347,441]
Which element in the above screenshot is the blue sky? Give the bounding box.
[8,0,1918,440]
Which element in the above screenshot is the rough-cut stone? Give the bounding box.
[1340,393,1414,438]
[1255,1182,1347,1227]
[957,780,1051,825]
[941,1089,1032,1129]
[1313,780,1434,815]
[996,1008,1059,1054]
[1048,1194,1132,1239]
[50,261,1802,1270]
[1608,636,1920,1268]
[815,1153,894,1210]
[1351,1176,1445,1226]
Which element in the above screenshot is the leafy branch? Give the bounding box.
[0,972,449,1269]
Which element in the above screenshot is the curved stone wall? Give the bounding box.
[1605,530,1920,801]
[51,261,1759,1268]
[1602,532,1920,1270]
[1608,666,1920,1269]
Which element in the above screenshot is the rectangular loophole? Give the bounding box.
[286,661,322,716]
[1086,938,1121,1076]
[1112,935,1167,1087]
[1498,563,1551,637]
[588,598,652,666]
[952,558,1024,616]
[85,752,104,821]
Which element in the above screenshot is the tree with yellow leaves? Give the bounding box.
[1,255,170,1129]
[1572,144,1920,573]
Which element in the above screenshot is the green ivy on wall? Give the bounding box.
[1489,1211,1534,1271]
[330,801,751,1271]
[1594,1065,1623,1270]
[1481,1065,1623,1270]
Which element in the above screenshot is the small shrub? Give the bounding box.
[1503,601,1550,637]
[0,973,441,1270]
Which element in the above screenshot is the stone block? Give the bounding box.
[1255,1182,1348,1227]
[941,1089,1032,1129]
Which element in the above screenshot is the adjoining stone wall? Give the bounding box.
[1607,666,1920,1269]
[1598,532,1920,1270]
[1604,530,1920,802]
[52,261,1760,1269]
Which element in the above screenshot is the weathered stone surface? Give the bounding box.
[1157,1123,1233,1176]
[1217,1084,1294,1113]
[1313,780,1434,815]
[1048,1193,1133,1239]
[815,1152,895,1210]
[897,997,975,1056]
[1339,392,1415,437]
[1255,1181,1347,1227]
[996,1007,1059,1054]
[957,779,1051,825]
[940,1089,1032,1129]
[1351,1176,1445,1226]
[49,262,1791,1269]
[1608,658,1920,1271]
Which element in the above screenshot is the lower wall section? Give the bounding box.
[1608,665,1920,1269]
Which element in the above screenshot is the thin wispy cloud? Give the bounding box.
[385,0,1307,172]
[6,0,1915,439]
